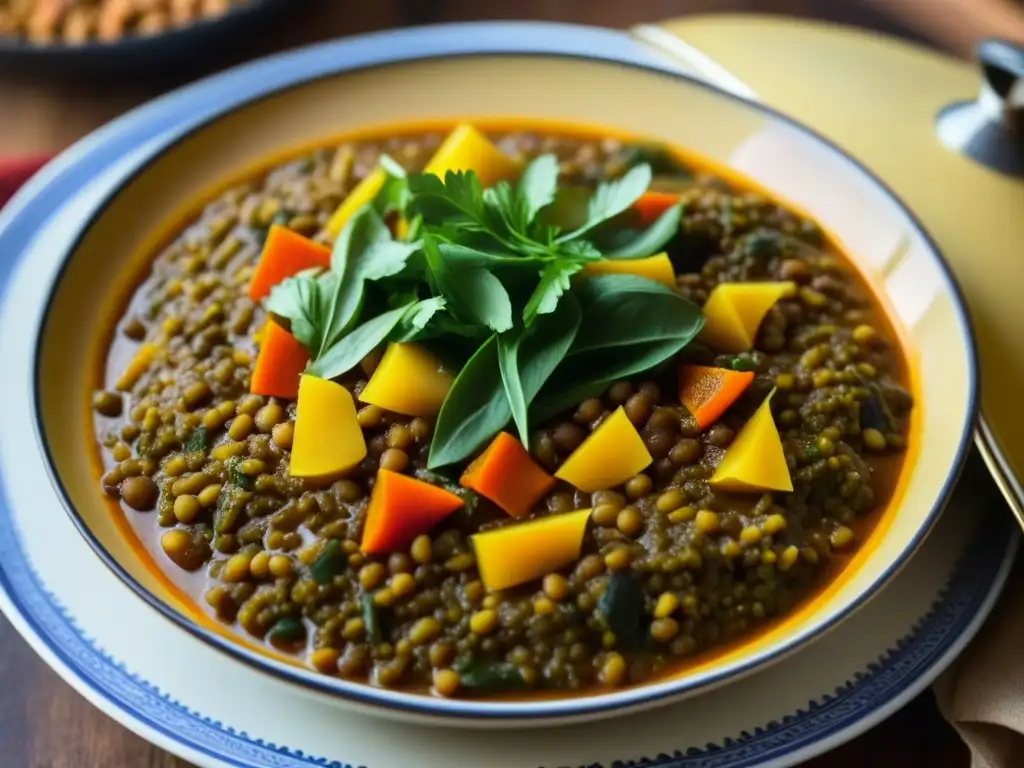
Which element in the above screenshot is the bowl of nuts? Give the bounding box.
[0,0,290,72]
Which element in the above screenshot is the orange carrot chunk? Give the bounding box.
[633,191,680,225]
[460,432,556,518]
[250,320,309,400]
[361,469,464,554]
[247,225,331,302]
[678,364,755,430]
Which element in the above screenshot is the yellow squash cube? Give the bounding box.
[359,343,453,417]
[424,123,521,188]
[472,508,591,591]
[700,282,795,353]
[325,167,386,239]
[555,407,653,493]
[291,375,366,478]
[581,252,676,288]
[709,388,793,493]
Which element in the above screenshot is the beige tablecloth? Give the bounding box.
[936,554,1024,768]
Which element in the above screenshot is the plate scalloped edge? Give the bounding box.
[0,481,1014,768]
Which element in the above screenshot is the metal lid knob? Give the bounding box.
[936,38,1023,178]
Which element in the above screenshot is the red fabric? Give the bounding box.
[0,155,52,207]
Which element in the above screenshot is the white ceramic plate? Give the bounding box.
[20,20,977,726]
[0,21,1014,766]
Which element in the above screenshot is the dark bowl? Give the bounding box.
[0,0,292,76]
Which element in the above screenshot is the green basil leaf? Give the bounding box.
[570,274,703,353]
[428,335,504,468]
[520,294,581,402]
[436,241,548,271]
[265,273,324,352]
[522,259,581,325]
[607,203,683,260]
[424,235,512,333]
[530,337,684,423]
[530,276,703,421]
[308,301,415,379]
[497,331,529,447]
[389,297,448,343]
[428,298,580,468]
[518,153,560,224]
[557,163,651,242]
[321,208,418,353]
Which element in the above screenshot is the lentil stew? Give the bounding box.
[92,122,915,700]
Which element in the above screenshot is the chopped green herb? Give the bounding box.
[725,355,758,372]
[598,572,648,650]
[743,230,783,260]
[267,617,306,646]
[226,457,255,492]
[310,539,345,585]
[454,659,525,693]
[361,593,382,644]
[183,426,208,454]
[214,490,241,534]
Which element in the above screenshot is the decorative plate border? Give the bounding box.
[0,476,1013,768]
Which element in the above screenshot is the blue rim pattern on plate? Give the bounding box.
[9,20,982,722]
[0,462,1013,768]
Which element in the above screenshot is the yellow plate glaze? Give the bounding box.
[640,14,1024,527]
[34,48,974,724]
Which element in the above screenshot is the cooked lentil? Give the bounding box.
[93,126,913,698]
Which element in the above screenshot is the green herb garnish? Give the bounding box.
[267,617,306,646]
[226,457,255,492]
[361,593,382,644]
[261,151,706,469]
[454,659,525,693]
[310,539,345,585]
[725,355,758,373]
[183,426,208,454]
[598,572,648,650]
[214,489,240,534]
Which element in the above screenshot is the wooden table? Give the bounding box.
[0,1,975,765]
